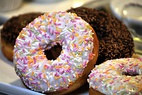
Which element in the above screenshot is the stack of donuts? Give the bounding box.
[1,7,142,95]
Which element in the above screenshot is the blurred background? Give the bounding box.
[0,0,93,25]
[0,0,111,25]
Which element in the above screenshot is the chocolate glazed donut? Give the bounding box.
[67,7,134,65]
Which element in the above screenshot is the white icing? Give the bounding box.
[88,58,142,95]
[14,12,94,92]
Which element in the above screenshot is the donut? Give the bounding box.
[13,12,99,94]
[1,12,43,61]
[67,7,134,65]
[88,57,142,95]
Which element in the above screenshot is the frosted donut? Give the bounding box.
[13,12,99,94]
[88,58,142,95]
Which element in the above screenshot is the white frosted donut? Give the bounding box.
[13,12,99,94]
[88,58,142,95]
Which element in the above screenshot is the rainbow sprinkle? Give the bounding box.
[88,58,142,95]
[13,12,94,93]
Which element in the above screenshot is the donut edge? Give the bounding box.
[1,38,13,61]
[43,27,99,95]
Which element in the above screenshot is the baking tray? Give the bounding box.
[0,0,141,94]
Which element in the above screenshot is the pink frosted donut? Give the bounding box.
[88,58,142,95]
[13,12,99,94]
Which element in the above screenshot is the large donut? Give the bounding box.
[13,12,99,94]
[88,57,142,95]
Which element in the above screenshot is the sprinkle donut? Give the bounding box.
[13,12,99,94]
[88,58,142,95]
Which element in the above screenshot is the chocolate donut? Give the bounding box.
[67,7,134,64]
[1,12,43,61]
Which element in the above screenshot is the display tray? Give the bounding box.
[0,24,142,95]
[0,0,142,94]
[0,52,142,95]
[0,1,108,94]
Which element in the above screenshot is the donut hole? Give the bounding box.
[44,43,62,60]
[122,71,139,76]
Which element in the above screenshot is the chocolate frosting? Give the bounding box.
[67,7,134,64]
[1,12,43,45]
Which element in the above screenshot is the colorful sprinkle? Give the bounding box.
[14,12,94,93]
[88,58,142,95]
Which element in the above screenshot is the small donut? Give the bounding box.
[67,7,134,65]
[13,12,99,94]
[1,12,43,61]
[88,58,142,95]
